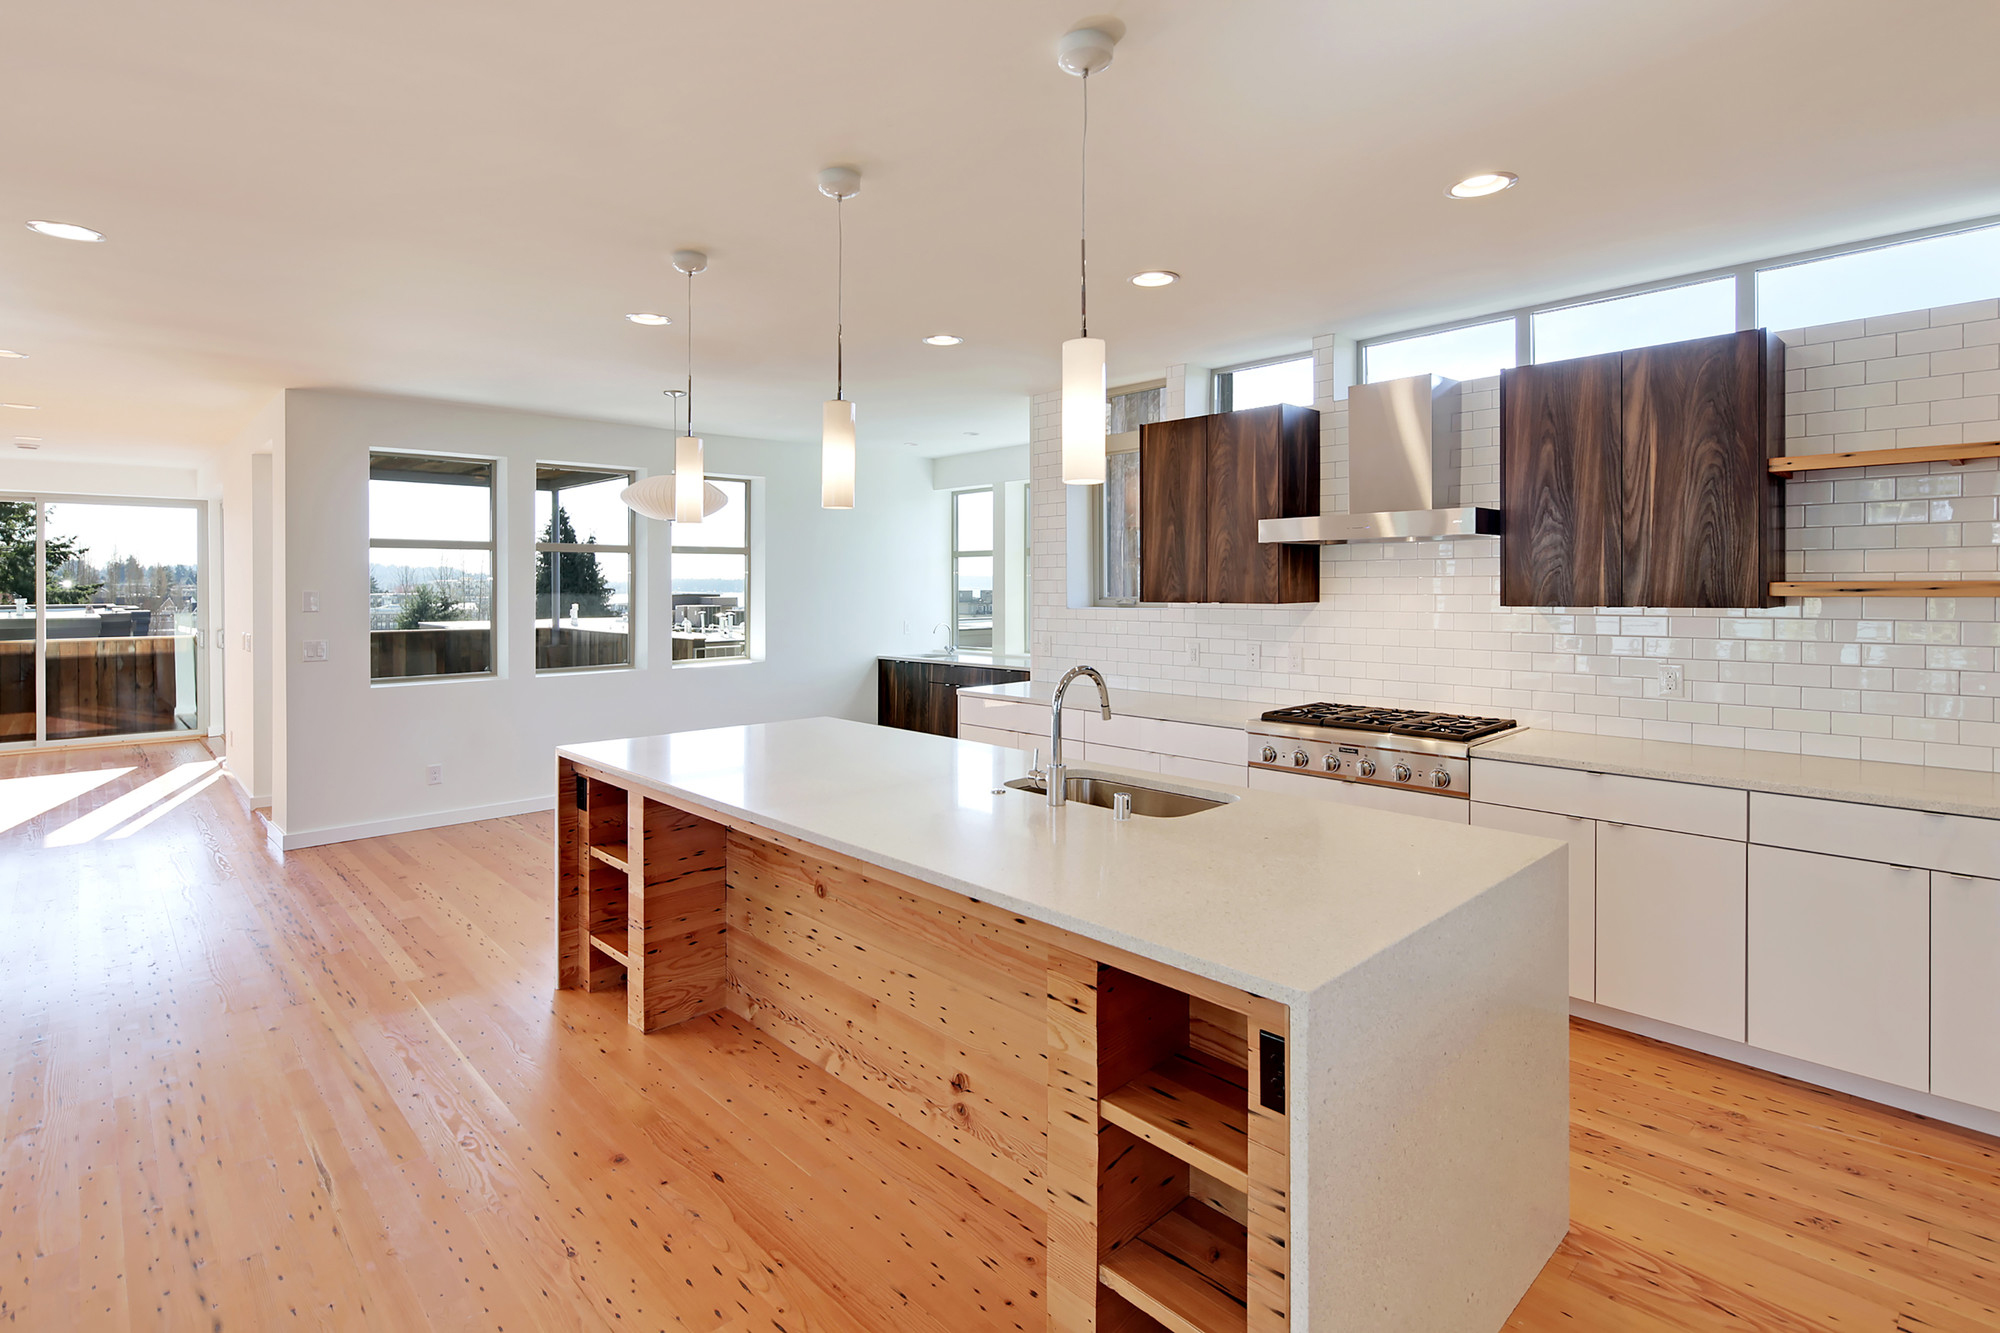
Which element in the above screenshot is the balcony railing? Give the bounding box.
[0,635,183,742]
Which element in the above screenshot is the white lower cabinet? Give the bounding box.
[958,723,1032,752]
[1248,768,1470,823]
[1471,802,1596,1002]
[1746,845,1929,1091]
[1933,872,2000,1113]
[1595,823,1747,1041]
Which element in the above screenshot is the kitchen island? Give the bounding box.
[555,716,1569,1333]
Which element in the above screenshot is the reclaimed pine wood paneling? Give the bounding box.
[1501,351,1624,607]
[1243,996,1290,1333]
[553,756,583,989]
[723,831,1055,1200]
[628,796,726,1032]
[1046,947,1106,1333]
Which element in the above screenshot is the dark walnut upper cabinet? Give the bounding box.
[1139,404,1319,603]
[1501,329,1785,609]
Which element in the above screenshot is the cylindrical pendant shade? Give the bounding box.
[620,473,679,521]
[821,400,856,509]
[674,436,705,524]
[1061,336,1106,485]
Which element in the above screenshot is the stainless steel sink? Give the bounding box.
[1003,771,1234,818]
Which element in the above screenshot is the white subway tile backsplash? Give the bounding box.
[1030,300,2000,776]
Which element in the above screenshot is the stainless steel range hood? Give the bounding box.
[1258,372,1501,544]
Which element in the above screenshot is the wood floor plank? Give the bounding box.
[2,740,1998,1332]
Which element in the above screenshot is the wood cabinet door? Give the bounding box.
[1747,845,1928,1091]
[1139,416,1209,602]
[1621,330,1782,608]
[1472,802,1597,1001]
[1933,872,2000,1113]
[877,659,924,731]
[1595,822,1746,1040]
[1206,406,1319,604]
[1500,352,1624,606]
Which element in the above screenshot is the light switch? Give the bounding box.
[302,590,319,613]
[240,632,252,652]
[301,640,327,662]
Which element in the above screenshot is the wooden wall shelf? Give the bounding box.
[1769,439,2000,474]
[1771,581,2000,598]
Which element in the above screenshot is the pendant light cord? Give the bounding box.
[836,194,845,401]
[1079,71,1090,340]
[684,268,694,436]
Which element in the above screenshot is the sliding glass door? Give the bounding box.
[0,494,206,747]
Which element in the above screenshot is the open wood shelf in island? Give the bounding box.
[1102,1052,1250,1191]
[588,841,629,871]
[1100,1199,1249,1333]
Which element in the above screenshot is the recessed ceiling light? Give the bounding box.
[14,439,39,449]
[626,312,671,325]
[1,403,38,410]
[922,334,964,346]
[1447,172,1518,199]
[0,350,26,359]
[1130,270,1179,287]
[26,220,105,242]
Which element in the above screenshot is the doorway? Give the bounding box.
[0,495,207,747]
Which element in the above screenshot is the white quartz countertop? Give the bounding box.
[559,717,1564,1004]
[878,651,1032,669]
[1477,729,2000,820]
[959,679,1268,730]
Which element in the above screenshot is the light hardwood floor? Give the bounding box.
[1,739,1996,1331]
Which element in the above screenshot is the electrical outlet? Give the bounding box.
[426,764,444,786]
[1182,640,1200,666]
[1659,664,1685,699]
[301,640,327,662]
[1283,643,1304,675]
[240,632,252,652]
[902,619,911,635]
[301,590,319,613]
[1245,641,1262,671]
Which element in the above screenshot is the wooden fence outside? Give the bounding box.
[0,636,181,741]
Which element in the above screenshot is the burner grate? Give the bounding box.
[1259,702,1517,742]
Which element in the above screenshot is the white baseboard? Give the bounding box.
[272,794,556,851]
[1573,999,2000,1140]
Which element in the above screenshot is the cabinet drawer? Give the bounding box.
[958,724,1032,752]
[1747,846,1929,1092]
[1474,759,1746,840]
[1080,742,1162,773]
[1596,824,1746,1041]
[1158,755,1247,788]
[1088,712,1161,753]
[1934,873,2000,1114]
[1751,792,2000,879]
[957,695,1051,737]
[1153,720,1249,765]
[1472,802,1596,1002]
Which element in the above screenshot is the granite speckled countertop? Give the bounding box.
[559,717,1564,1003]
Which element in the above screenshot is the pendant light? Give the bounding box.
[620,249,710,523]
[1056,25,1118,486]
[818,165,860,509]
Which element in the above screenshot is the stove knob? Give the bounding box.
[1393,763,1413,783]
[1431,770,1452,790]
[1292,749,1310,768]
[1261,745,1279,764]
[1356,759,1377,778]
[1323,753,1341,773]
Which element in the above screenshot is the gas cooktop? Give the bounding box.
[1257,703,1519,743]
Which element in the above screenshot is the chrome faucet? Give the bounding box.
[1047,665,1113,807]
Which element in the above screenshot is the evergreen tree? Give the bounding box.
[535,507,613,616]
[396,583,458,629]
[0,501,104,603]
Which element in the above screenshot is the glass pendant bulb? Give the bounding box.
[822,400,856,508]
[674,435,705,524]
[1061,338,1106,484]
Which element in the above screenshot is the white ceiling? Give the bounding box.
[4,0,2000,467]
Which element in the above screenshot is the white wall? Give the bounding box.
[218,395,282,803]
[1033,297,2000,775]
[0,457,202,499]
[274,388,947,846]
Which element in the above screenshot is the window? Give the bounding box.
[1364,318,1517,384]
[1215,354,1313,411]
[1532,277,1736,363]
[1757,222,2000,332]
[1099,383,1163,605]
[671,476,749,662]
[952,489,994,649]
[369,454,494,681]
[535,465,633,671]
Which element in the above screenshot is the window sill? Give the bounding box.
[671,655,756,670]
[369,672,498,688]
[535,664,635,677]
